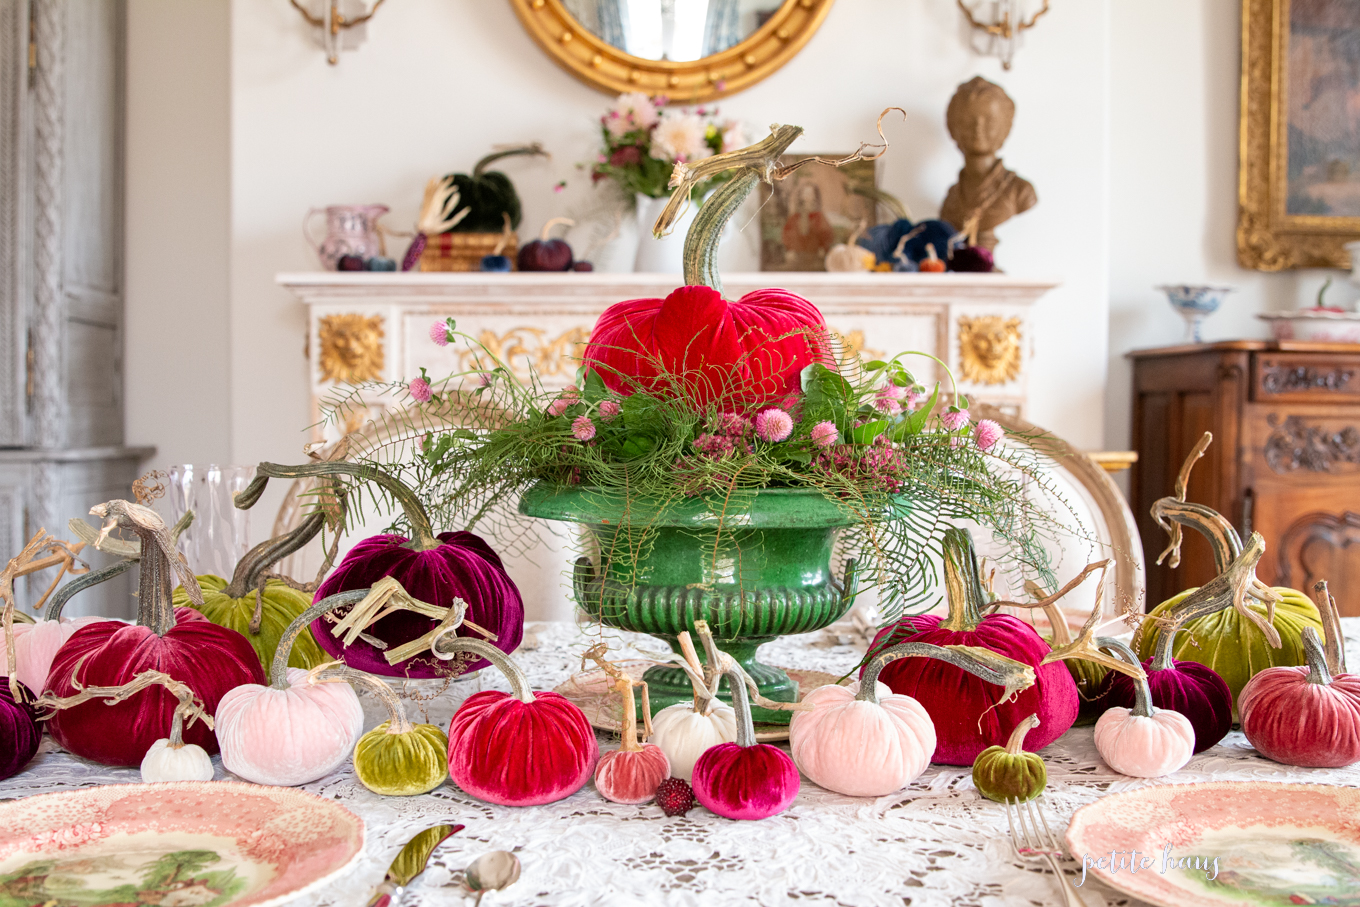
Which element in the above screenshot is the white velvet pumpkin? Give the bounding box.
[648,700,737,782]
[214,666,364,786]
[140,738,214,783]
[789,680,935,797]
[1093,706,1195,778]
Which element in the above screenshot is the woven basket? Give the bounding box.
[419,232,519,272]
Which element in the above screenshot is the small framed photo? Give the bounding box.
[758,156,878,272]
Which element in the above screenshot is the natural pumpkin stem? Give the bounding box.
[1301,626,1334,687]
[939,527,987,632]
[539,217,574,242]
[472,143,547,179]
[35,660,213,736]
[1040,603,1072,647]
[225,509,329,600]
[1151,432,1243,572]
[1313,580,1347,675]
[431,630,534,704]
[313,662,414,734]
[237,462,441,551]
[44,560,136,621]
[89,501,202,636]
[672,631,715,715]
[1097,637,1157,719]
[857,642,1036,706]
[1003,713,1040,755]
[165,679,211,749]
[1041,606,1149,682]
[581,642,649,751]
[722,663,759,749]
[270,589,370,688]
[67,509,194,561]
[0,531,52,701]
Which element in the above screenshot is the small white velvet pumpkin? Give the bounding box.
[141,738,214,782]
[649,700,736,783]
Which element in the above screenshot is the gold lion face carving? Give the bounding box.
[958,315,1022,385]
[318,313,385,383]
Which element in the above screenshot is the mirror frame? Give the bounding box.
[509,0,835,102]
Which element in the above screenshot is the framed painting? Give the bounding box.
[1239,0,1360,270]
[759,156,878,272]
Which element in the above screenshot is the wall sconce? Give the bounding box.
[289,0,386,65]
[957,0,1050,70]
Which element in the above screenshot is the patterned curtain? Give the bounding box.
[702,0,741,56]
[595,0,629,53]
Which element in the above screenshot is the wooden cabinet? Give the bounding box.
[1131,341,1360,616]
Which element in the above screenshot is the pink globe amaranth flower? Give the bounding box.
[429,322,450,346]
[546,398,571,417]
[754,408,794,443]
[719,412,751,437]
[810,421,838,449]
[409,378,433,403]
[974,418,1003,451]
[477,372,493,388]
[941,409,970,431]
[598,400,621,421]
[572,415,597,442]
[693,433,735,457]
[905,389,927,409]
[873,385,905,415]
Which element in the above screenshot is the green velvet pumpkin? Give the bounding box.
[446,145,547,233]
[972,713,1046,802]
[172,507,334,674]
[1136,586,1322,710]
[1041,604,1107,726]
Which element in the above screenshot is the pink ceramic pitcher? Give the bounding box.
[304,204,389,269]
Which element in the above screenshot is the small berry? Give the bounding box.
[655,777,695,816]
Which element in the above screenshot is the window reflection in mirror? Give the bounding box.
[562,0,781,62]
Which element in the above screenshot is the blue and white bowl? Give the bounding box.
[1156,284,1234,343]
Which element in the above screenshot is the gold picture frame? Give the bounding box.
[1238,0,1360,270]
[508,0,835,103]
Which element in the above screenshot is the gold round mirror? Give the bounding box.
[510,0,835,102]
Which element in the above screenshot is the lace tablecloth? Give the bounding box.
[4,619,1360,907]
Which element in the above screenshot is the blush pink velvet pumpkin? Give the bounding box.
[214,591,366,786]
[239,462,523,680]
[593,673,670,805]
[1240,622,1360,768]
[44,502,266,767]
[863,529,1078,765]
[436,633,598,807]
[692,664,799,820]
[791,642,1036,797]
[1089,638,1195,778]
[1,616,106,696]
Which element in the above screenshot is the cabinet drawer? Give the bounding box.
[1246,405,1360,485]
[1253,352,1360,402]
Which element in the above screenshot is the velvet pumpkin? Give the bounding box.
[173,507,333,674]
[238,461,524,679]
[323,664,450,796]
[593,664,670,805]
[1040,602,1106,726]
[692,662,799,821]
[1,600,39,781]
[138,677,215,783]
[862,528,1079,765]
[214,591,367,786]
[435,632,598,807]
[1,614,104,694]
[1089,638,1195,778]
[1240,587,1360,768]
[792,642,1036,798]
[444,145,546,233]
[44,502,266,767]
[972,713,1046,803]
[647,626,737,783]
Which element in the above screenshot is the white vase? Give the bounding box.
[634,192,695,274]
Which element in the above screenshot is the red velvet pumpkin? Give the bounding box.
[43,502,265,766]
[435,633,598,806]
[584,285,831,407]
[692,662,799,820]
[239,462,524,679]
[863,528,1078,765]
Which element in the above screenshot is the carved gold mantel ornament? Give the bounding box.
[318,314,385,383]
[958,315,1022,385]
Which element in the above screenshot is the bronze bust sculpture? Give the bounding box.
[940,77,1037,252]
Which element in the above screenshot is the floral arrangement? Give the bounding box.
[590,92,744,200]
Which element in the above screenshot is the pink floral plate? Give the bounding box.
[0,781,364,907]
[1065,781,1360,907]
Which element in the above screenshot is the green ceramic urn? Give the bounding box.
[520,483,860,724]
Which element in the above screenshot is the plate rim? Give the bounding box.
[0,780,366,907]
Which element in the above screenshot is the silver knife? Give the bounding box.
[366,823,464,907]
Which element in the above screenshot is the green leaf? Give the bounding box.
[583,368,608,403]
[892,385,939,440]
[619,435,656,458]
[851,420,891,444]
[863,360,888,372]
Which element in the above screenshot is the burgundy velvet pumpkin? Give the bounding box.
[43,501,266,767]
[692,663,799,820]
[862,529,1078,765]
[583,285,831,407]
[436,634,598,806]
[240,462,524,679]
[1,679,40,780]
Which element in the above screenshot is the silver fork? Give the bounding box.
[1005,797,1086,907]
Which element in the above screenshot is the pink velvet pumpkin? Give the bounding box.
[1089,638,1195,778]
[593,669,670,805]
[863,529,1078,765]
[583,285,831,408]
[44,502,266,767]
[214,591,366,786]
[792,642,1036,797]
[1240,624,1360,768]
[692,664,799,820]
[1,615,104,695]
[436,633,598,807]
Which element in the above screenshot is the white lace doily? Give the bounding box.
[3,619,1359,907]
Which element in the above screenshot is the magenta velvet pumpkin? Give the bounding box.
[43,502,266,767]
[863,529,1078,765]
[1,679,40,780]
[583,285,831,407]
[436,634,598,806]
[1240,625,1360,768]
